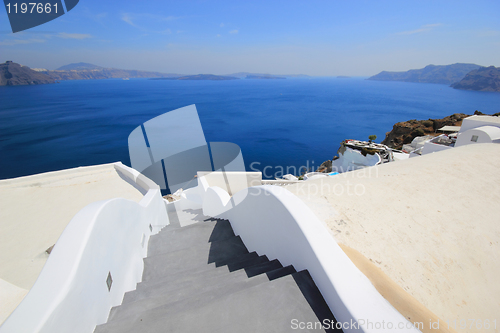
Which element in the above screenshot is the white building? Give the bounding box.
[420,115,500,155]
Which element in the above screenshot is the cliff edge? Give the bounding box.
[451,66,500,92]
[381,113,471,150]
[368,63,481,85]
[0,61,55,86]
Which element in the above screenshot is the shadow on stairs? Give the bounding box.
[94,210,342,333]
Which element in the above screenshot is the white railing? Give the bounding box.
[0,162,168,333]
[203,185,420,333]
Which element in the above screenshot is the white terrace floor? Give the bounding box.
[0,164,144,324]
[286,143,500,333]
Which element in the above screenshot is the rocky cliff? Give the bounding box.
[368,63,481,85]
[318,111,497,170]
[451,66,500,92]
[44,68,181,80]
[380,112,499,150]
[31,62,182,80]
[0,61,55,86]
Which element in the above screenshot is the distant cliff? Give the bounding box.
[368,63,481,85]
[451,66,500,92]
[0,61,55,86]
[44,62,182,80]
[4,62,308,82]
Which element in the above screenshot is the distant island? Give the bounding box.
[56,62,103,71]
[151,74,239,81]
[0,61,55,86]
[43,62,181,81]
[451,66,500,92]
[1,62,311,85]
[245,75,285,79]
[5,60,498,91]
[368,63,481,85]
[225,72,309,79]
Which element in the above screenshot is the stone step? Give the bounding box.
[164,209,218,230]
[165,209,181,229]
[135,251,260,294]
[122,264,231,304]
[148,219,235,256]
[243,258,283,278]
[266,265,297,281]
[226,254,269,272]
[96,213,339,333]
[107,269,269,324]
[95,273,326,333]
[142,236,248,282]
[213,250,259,268]
[126,256,286,306]
[291,270,339,332]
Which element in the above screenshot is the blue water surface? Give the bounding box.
[1,77,499,180]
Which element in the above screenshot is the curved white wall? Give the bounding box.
[0,163,168,333]
[421,141,453,155]
[332,148,381,173]
[197,171,262,196]
[458,115,500,133]
[455,126,500,147]
[202,186,232,217]
[205,185,420,333]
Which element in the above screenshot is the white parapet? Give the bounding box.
[0,163,168,333]
[203,184,420,333]
[197,171,262,196]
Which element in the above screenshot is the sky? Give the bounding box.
[0,0,499,76]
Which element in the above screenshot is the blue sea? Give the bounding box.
[1,77,499,181]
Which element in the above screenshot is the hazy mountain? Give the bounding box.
[0,61,55,86]
[451,66,500,92]
[56,62,104,71]
[368,63,482,85]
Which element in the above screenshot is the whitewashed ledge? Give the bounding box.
[0,162,166,329]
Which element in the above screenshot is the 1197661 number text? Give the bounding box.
[446,319,497,330]
[6,3,58,14]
